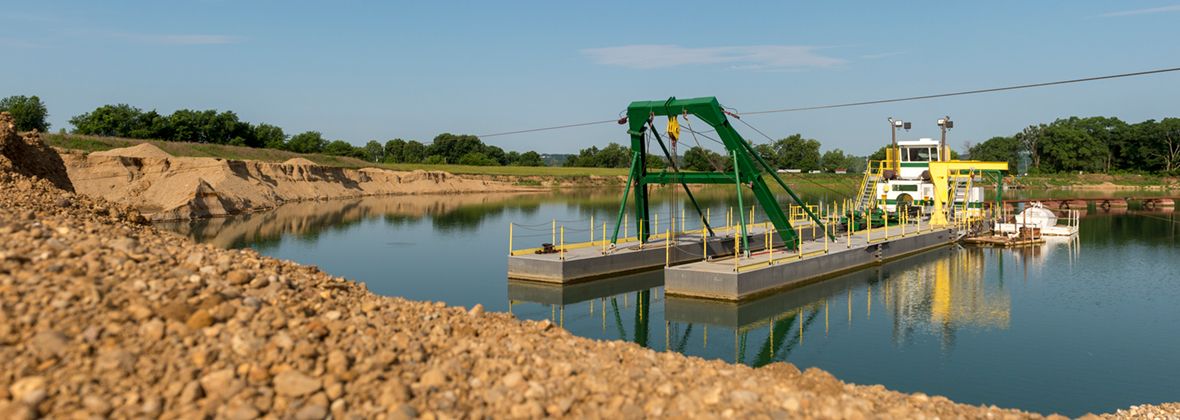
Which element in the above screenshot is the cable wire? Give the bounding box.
[478,119,617,138]
[470,65,1180,138]
[742,66,1180,115]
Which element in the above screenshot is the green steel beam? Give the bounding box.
[620,96,815,249]
[641,172,736,185]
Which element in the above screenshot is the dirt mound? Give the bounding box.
[0,112,73,192]
[90,143,172,159]
[60,152,538,220]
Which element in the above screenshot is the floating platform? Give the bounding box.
[507,222,826,283]
[664,221,956,301]
[963,236,1046,247]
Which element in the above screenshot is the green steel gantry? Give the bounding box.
[610,96,829,251]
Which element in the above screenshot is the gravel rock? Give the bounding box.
[274,371,322,398]
[10,376,47,405]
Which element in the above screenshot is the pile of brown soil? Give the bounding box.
[0,112,73,192]
[90,143,172,159]
[59,149,539,221]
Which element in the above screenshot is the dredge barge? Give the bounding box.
[508,97,1008,301]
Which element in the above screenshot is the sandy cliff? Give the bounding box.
[61,144,537,221]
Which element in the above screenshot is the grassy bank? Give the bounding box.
[1016,172,1179,189]
[45,133,627,177]
[44,133,850,183]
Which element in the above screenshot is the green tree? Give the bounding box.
[820,149,850,172]
[383,139,406,163]
[70,104,144,136]
[127,110,172,139]
[364,140,384,162]
[772,134,821,171]
[967,136,1022,169]
[752,144,778,168]
[1038,120,1107,172]
[514,151,545,166]
[324,140,357,156]
[0,95,49,132]
[683,146,713,171]
[402,140,427,163]
[458,152,499,166]
[288,131,328,154]
[428,133,485,164]
[255,124,287,150]
[1016,124,1044,170]
[1141,118,1180,173]
[422,155,446,164]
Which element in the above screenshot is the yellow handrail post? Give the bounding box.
[867,214,872,242]
[824,218,829,254]
[884,210,889,240]
[733,224,740,272]
[764,227,774,264]
[665,224,670,267]
[702,219,707,260]
[706,207,711,228]
[508,222,514,256]
[560,226,565,261]
[765,226,771,265]
[624,213,629,239]
[602,222,607,254]
[654,213,659,240]
[797,232,803,260]
[639,219,644,249]
[847,217,852,249]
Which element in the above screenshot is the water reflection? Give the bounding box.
[157,189,1180,416]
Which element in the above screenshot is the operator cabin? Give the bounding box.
[880,138,950,213]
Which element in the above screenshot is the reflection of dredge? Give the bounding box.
[664,245,1015,363]
[887,246,1010,349]
[507,271,662,347]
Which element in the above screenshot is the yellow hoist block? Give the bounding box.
[666,115,680,141]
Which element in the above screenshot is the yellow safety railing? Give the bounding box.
[508,203,842,258]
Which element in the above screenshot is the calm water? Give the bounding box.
[158,189,1180,416]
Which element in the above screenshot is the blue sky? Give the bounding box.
[2,1,1179,155]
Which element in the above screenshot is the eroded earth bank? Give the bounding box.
[2,115,1177,418]
[59,143,536,221]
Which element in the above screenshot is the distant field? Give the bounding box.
[43,133,626,176]
[42,134,874,184]
[44,133,374,168]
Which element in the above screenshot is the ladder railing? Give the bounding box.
[947,169,975,221]
[854,160,886,213]
[959,169,975,216]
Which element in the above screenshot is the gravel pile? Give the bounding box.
[1,156,1176,418]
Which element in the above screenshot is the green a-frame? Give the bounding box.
[610,96,829,251]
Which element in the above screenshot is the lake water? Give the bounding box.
[157,189,1180,416]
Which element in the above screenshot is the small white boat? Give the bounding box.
[994,202,1079,236]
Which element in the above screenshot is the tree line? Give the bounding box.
[9,96,1178,173]
[965,116,1180,174]
[566,134,866,173]
[0,98,546,166]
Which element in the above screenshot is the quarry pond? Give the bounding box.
[157,189,1180,417]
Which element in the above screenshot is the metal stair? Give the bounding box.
[854,161,886,213]
[948,169,975,220]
